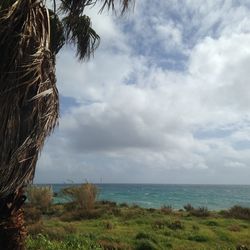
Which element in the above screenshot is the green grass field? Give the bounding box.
[25,202,250,250]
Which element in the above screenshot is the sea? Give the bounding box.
[41,183,250,211]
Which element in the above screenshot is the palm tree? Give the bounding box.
[0,0,134,249]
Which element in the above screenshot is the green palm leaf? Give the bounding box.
[63,14,100,60]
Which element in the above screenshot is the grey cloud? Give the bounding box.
[35,0,250,184]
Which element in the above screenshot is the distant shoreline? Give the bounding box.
[34,182,250,186]
[32,183,250,210]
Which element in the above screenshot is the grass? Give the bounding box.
[25,202,250,250]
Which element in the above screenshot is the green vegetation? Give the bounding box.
[26,185,53,212]
[24,186,250,250]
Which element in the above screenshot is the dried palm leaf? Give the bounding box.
[0,0,59,199]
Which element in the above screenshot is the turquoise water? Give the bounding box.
[47,184,250,210]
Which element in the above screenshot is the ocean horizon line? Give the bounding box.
[33,182,250,186]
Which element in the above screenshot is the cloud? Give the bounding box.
[36,0,250,184]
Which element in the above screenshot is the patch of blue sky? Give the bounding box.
[193,128,235,140]
[233,0,250,8]
[120,9,197,71]
[232,140,250,151]
[60,95,79,114]
[123,29,188,71]
[124,72,137,85]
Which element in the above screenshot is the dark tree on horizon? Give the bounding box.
[0,0,134,249]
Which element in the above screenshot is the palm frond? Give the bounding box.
[0,0,17,10]
[63,14,100,60]
[0,0,59,197]
[59,0,134,16]
[60,0,94,15]
[49,9,65,54]
[98,0,135,14]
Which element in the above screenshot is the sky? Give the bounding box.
[35,0,250,184]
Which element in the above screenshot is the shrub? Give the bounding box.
[135,232,157,244]
[228,224,241,232]
[99,200,117,207]
[192,225,200,231]
[111,207,122,216]
[135,232,151,240]
[188,235,208,242]
[62,183,98,211]
[26,234,61,250]
[131,204,140,209]
[161,205,173,214]
[190,207,210,217]
[26,185,53,212]
[62,223,77,234]
[135,239,158,250]
[236,245,249,250]
[104,221,114,230]
[46,204,64,217]
[225,206,250,220]
[119,203,129,207]
[122,210,142,220]
[98,239,130,250]
[152,220,167,229]
[65,234,101,250]
[27,221,44,236]
[168,220,183,230]
[24,205,42,224]
[62,208,104,221]
[183,203,194,212]
[147,208,156,213]
[205,220,219,226]
[44,227,67,240]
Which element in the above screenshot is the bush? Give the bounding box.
[65,234,101,250]
[104,221,114,230]
[183,203,194,212]
[152,220,167,229]
[225,206,250,220]
[62,223,77,234]
[61,208,104,221]
[190,207,210,217]
[135,232,157,244]
[147,208,156,213]
[192,225,200,231]
[119,203,129,207]
[168,220,184,230]
[27,234,102,250]
[205,220,219,227]
[110,207,122,217]
[98,239,130,250]
[62,183,98,211]
[188,235,208,242]
[135,232,151,240]
[161,205,173,214]
[122,210,142,220]
[46,204,64,217]
[236,245,249,250]
[99,200,117,207]
[27,221,44,236]
[135,239,158,250]
[26,234,61,250]
[44,227,67,241]
[26,185,53,212]
[24,205,42,224]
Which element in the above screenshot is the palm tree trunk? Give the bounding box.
[0,191,27,250]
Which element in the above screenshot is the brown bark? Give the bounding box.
[0,191,27,250]
[0,208,27,250]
